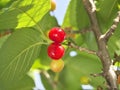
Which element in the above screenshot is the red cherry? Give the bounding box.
[47,43,65,60]
[49,27,66,43]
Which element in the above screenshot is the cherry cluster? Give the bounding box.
[47,27,66,60]
[47,27,66,72]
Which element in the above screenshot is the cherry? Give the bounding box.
[80,76,90,84]
[50,0,56,11]
[50,59,64,72]
[47,43,65,60]
[49,27,66,43]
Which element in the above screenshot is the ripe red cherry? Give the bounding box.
[47,43,65,60]
[49,27,66,43]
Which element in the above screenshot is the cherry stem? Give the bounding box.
[71,27,92,34]
[54,73,60,83]
[42,71,57,90]
[90,73,103,77]
[69,42,96,55]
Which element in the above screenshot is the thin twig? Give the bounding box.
[90,73,103,77]
[71,27,92,34]
[102,11,120,41]
[69,42,96,55]
[42,71,57,90]
[97,86,103,90]
[64,27,92,36]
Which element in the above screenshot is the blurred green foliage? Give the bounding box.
[0,0,120,89]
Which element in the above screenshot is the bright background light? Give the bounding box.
[54,0,70,25]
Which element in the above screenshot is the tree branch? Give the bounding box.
[64,27,92,37]
[102,11,120,41]
[69,42,96,55]
[90,73,103,77]
[82,0,118,89]
[72,27,92,34]
[82,0,101,47]
[89,0,96,12]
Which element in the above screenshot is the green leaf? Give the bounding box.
[59,51,104,89]
[62,0,90,30]
[97,0,119,31]
[108,24,120,57]
[0,28,43,86]
[36,12,59,32]
[39,45,51,68]
[0,0,10,9]
[0,34,10,49]
[0,0,50,30]
[32,46,52,71]
[73,34,84,46]
[83,32,98,50]
[97,0,118,21]
[0,75,34,90]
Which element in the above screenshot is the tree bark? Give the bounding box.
[82,0,118,89]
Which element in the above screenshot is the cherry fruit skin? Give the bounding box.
[47,43,65,60]
[50,0,56,11]
[50,59,64,72]
[49,27,66,43]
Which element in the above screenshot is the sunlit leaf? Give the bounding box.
[0,0,50,30]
